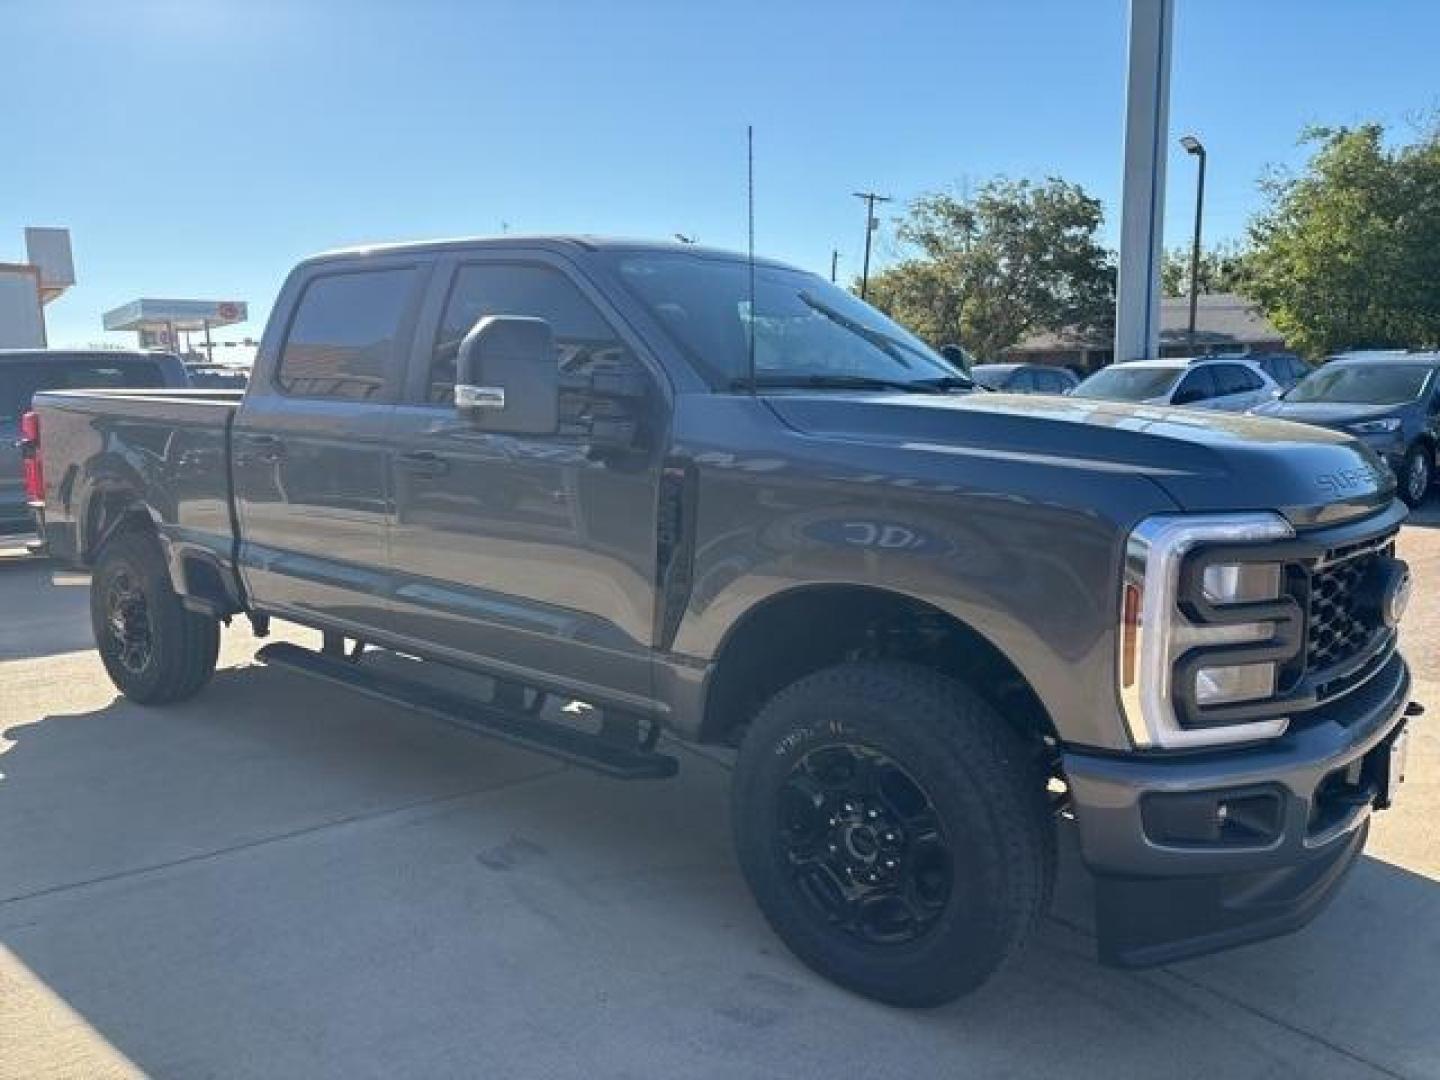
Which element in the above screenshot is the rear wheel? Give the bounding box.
[90,529,220,703]
[1400,444,1431,508]
[731,661,1054,1007]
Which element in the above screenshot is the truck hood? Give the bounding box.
[1251,399,1402,429]
[767,391,1396,526]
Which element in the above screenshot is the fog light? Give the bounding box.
[1196,662,1276,705]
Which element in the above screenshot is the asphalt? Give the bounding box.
[1,517,1438,1080]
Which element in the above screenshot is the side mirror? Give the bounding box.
[455,316,559,434]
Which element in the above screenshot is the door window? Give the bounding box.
[1172,367,1217,404]
[1034,369,1068,393]
[1007,368,1037,392]
[277,268,418,400]
[1214,364,1263,396]
[427,263,636,405]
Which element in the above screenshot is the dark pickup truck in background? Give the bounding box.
[2,348,188,539]
[25,237,1418,1006]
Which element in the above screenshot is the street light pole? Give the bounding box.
[853,191,891,299]
[830,249,840,283]
[1180,134,1207,350]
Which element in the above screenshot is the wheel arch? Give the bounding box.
[696,583,1058,748]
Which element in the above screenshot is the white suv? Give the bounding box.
[1071,357,1281,413]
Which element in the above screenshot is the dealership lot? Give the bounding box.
[2,520,1438,1080]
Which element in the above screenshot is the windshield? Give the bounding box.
[1284,363,1434,405]
[610,253,966,389]
[1071,365,1181,402]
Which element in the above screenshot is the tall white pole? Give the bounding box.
[1114,0,1174,364]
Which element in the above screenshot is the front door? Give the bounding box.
[386,256,665,706]
[233,262,425,634]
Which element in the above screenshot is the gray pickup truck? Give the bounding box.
[26,237,1418,1006]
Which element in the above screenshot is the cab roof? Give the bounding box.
[303,234,796,271]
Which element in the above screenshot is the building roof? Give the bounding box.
[1008,293,1284,354]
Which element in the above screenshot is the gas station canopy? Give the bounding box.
[103,298,248,333]
[103,297,249,358]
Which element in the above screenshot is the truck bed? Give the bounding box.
[32,388,245,604]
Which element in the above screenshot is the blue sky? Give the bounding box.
[5,0,1439,350]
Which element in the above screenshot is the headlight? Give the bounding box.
[1348,418,1401,434]
[1118,514,1296,750]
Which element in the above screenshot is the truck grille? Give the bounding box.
[1306,537,1394,674]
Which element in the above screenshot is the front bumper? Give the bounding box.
[1063,651,1412,967]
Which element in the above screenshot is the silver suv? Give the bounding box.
[1072,357,1281,412]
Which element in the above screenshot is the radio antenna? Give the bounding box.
[746,124,757,395]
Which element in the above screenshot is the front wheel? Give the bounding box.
[1400,444,1431,508]
[731,661,1055,1007]
[90,529,220,704]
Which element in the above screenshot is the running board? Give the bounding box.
[255,642,678,780]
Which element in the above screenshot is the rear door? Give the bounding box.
[384,253,667,703]
[233,260,427,633]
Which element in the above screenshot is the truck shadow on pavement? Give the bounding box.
[1,662,1438,1077]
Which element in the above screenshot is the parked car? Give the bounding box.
[26,237,1415,1007]
[1,349,188,540]
[970,362,1079,394]
[1252,353,1440,506]
[1247,352,1311,392]
[1071,357,1280,412]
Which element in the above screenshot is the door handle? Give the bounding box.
[395,450,450,478]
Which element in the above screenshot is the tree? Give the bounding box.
[1160,242,1250,298]
[1244,123,1440,355]
[863,177,1115,359]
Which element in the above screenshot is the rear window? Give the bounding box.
[1,358,167,421]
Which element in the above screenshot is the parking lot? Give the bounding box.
[0,517,1437,1080]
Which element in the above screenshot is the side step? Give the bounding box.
[256,642,678,780]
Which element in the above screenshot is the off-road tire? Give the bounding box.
[90,528,220,704]
[732,661,1055,1008]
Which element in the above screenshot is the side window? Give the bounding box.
[1289,358,1311,383]
[1173,367,1216,404]
[429,263,636,405]
[1036,369,1067,393]
[1007,369,1037,391]
[1215,364,1261,395]
[277,268,417,400]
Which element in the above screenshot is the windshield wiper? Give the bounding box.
[731,373,954,394]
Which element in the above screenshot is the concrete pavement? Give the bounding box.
[1,524,1438,1079]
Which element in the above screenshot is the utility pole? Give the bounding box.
[852,191,891,299]
[830,249,840,283]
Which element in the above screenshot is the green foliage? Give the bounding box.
[863,177,1116,359]
[1244,123,1440,356]
[1160,242,1251,298]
